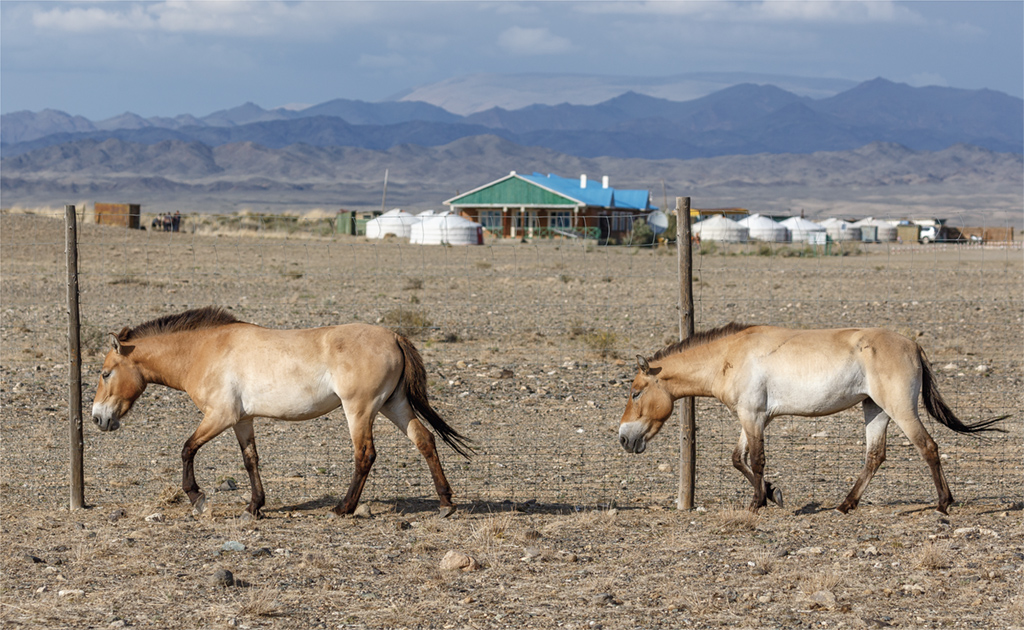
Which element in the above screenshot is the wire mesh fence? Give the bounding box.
[1,207,1020,517]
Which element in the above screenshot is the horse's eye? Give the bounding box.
[101,370,111,379]
[632,389,643,401]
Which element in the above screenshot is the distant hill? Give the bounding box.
[2,74,1021,223]
[4,79,1020,159]
[392,71,858,114]
[3,135,1020,222]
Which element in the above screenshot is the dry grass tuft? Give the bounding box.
[471,512,515,542]
[750,547,776,574]
[403,277,424,290]
[712,508,759,532]
[235,588,285,618]
[914,541,951,570]
[157,485,185,506]
[800,570,844,595]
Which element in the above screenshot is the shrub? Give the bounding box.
[630,218,655,247]
[583,330,619,358]
[381,308,432,337]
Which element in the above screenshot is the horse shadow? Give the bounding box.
[271,495,607,517]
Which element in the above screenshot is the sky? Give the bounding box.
[1,1,1021,121]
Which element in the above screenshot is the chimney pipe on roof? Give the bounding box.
[580,174,587,188]
[602,175,609,189]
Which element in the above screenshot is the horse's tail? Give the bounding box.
[918,345,1007,434]
[395,333,474,458]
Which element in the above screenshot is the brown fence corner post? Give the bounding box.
[676,197,696,510]
[66,204,85,511]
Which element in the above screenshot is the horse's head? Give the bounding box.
[91,331,145,431]
[619,355,674,454]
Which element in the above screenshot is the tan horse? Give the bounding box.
[618,323,1005,514]
[91,307,472,518]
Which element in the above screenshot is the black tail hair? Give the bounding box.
[919,346,1007,434]
[395,334,474,458]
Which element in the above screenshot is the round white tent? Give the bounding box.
[780,217,826,243]
[410,214,483,246]
[693,215,748,243]
[817,218,861,242]
[852,217,898,242]
[365,209,419,239]
[738,214,789,242]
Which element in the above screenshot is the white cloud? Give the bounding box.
[582,1,922,25]
[29,1,379,37]
[498,26,572,56]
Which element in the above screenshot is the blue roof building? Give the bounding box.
[444,171,656,241]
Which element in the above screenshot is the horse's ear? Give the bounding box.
[637,355,651,375]
[109,333,122,354]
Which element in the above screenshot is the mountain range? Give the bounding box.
[3,78,1021,159]
[2,74,1021,222]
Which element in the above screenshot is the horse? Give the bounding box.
[618,323,1006,514]
[91,307,472,519]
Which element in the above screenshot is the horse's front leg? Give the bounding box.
[732,430,783,509]
[181,411,235,516]
[738,414,768,512]
[233,418,266,519]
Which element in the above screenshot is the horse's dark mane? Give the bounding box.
[650,322,754,361]
[119,306,242,342]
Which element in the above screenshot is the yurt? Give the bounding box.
[738,214,789,242]
[410,214,484,246]
[817,218,861,242]
[693,215,748,243]
[852,217,898,242]
[780,217,826,243]
[365,209,419,239]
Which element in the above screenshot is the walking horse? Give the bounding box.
[91,307,472,518]
[618,323,1006,514]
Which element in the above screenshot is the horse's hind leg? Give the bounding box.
[381,397,456,517]
[837,399,889,513]
[333,403,377,516]
[233,418,266,519]
[891,409,954,514]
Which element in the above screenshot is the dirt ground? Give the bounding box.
[2,210,1022,629]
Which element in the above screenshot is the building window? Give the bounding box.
[550,211,571,229]
[479,210,502,232]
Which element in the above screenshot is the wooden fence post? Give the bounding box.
[66,205,85,510]
[676,197,696,510]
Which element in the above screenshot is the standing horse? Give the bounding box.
[91,307,472,518]
[618,323,1005,514]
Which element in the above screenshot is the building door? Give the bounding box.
[515,211,539,238]
[599,216,610,244]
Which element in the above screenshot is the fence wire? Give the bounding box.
[1,208,1020,517]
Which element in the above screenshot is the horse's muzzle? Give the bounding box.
[618,422,648,454]
[91,403,121,432]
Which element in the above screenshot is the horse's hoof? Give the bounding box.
[191,493,207,516]
[438,505,456,518]
[771,487,784,508]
